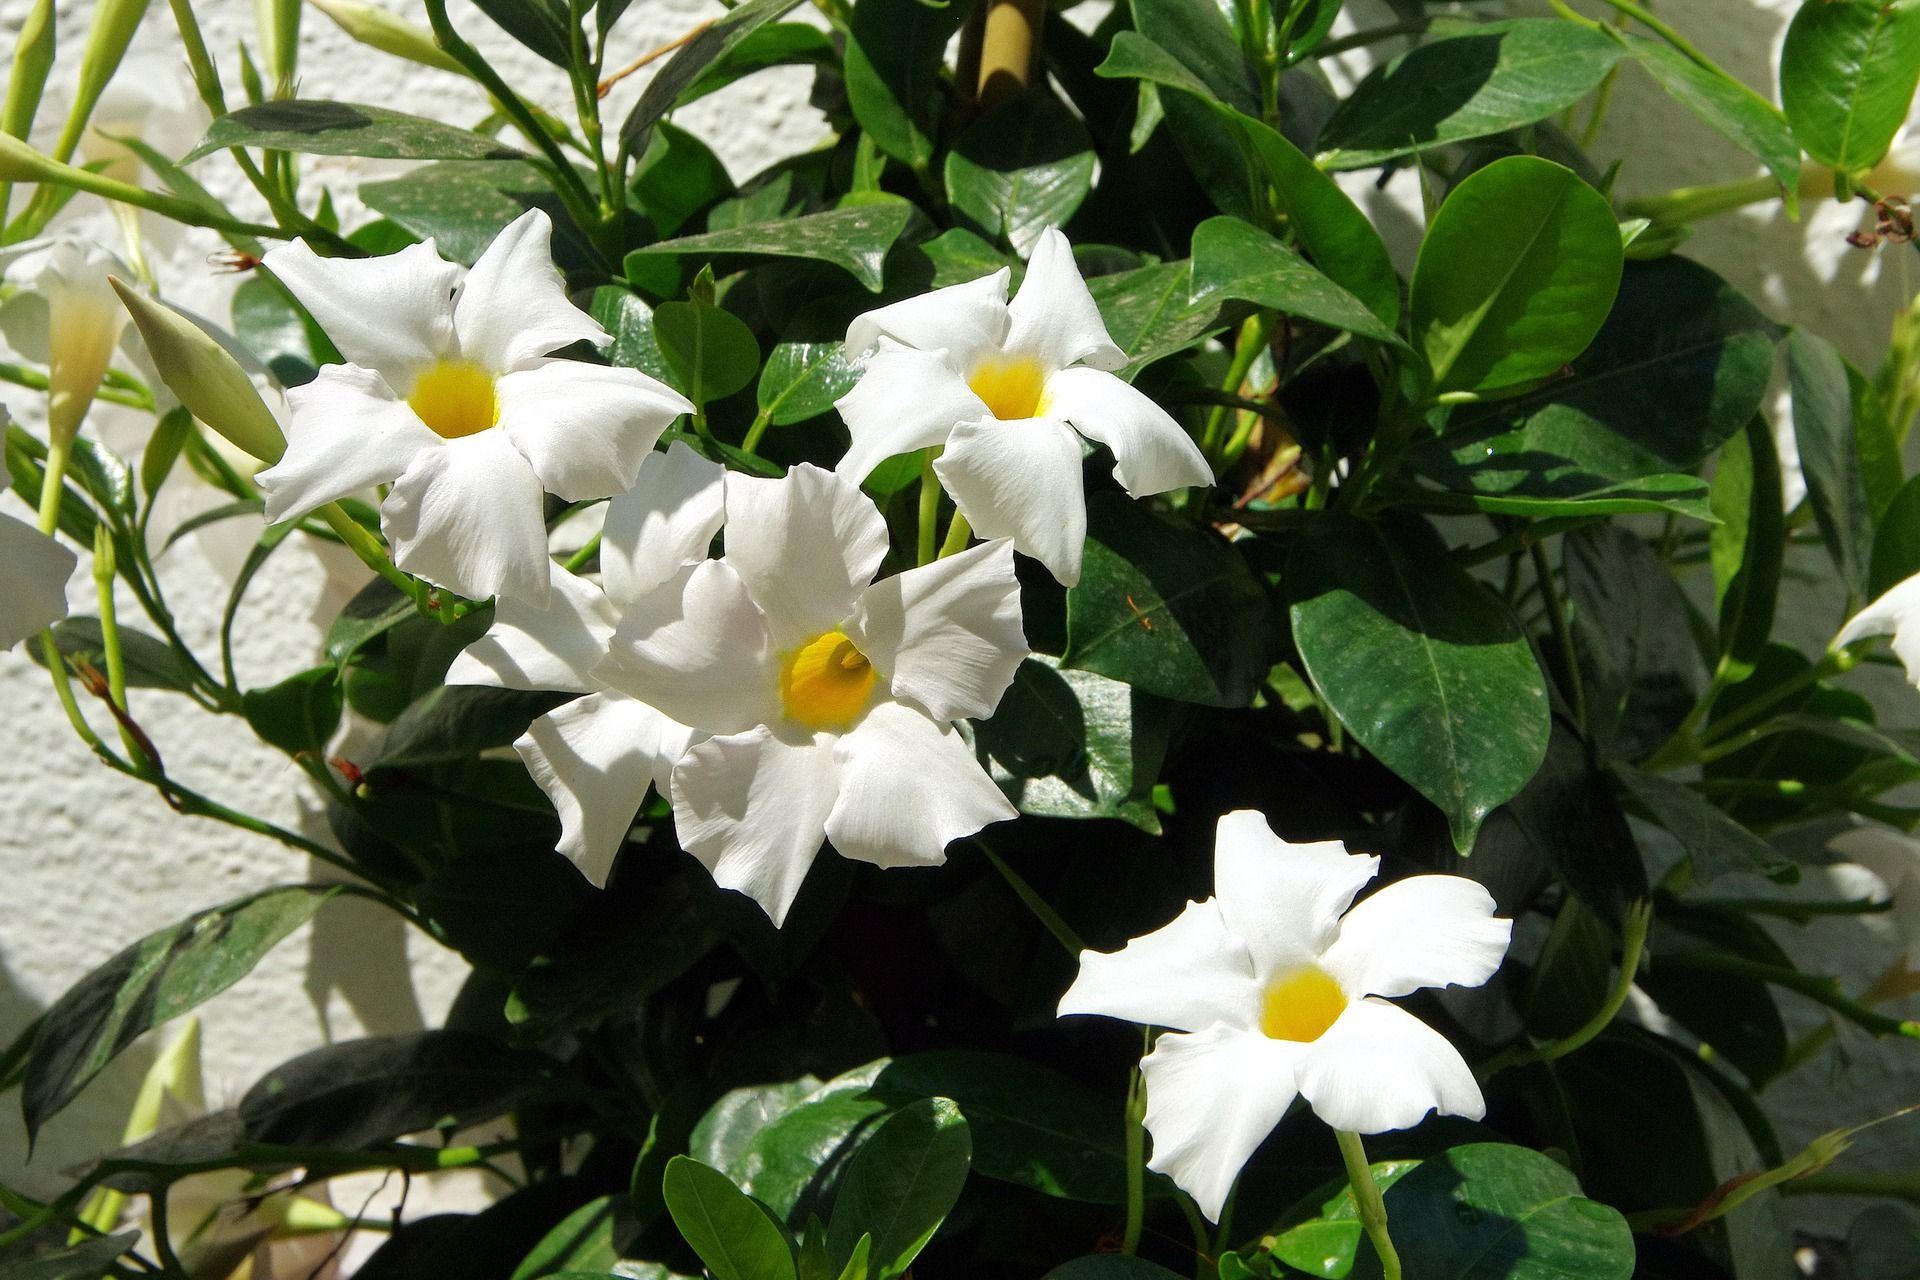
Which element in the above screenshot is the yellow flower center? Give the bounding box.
[780,629,879,730]
[408,360,498,438]
[968,354,1049,421]
[1259,966,1347,1043]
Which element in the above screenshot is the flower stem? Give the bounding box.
[35,435,69,536]
[317,502,431,613]
[91,527,139,761]
[1335,1130,1402,1280]
[917,449,941,566]
[1484,899,1652,1075]
[1529,533,1587,732]
[937,510,973,559]
[1122,1043,1147,1256]
[741,408,773,456]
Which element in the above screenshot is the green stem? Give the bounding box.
[1623,175,1783,228]
[1335,1130,1402,1280]
[1661,950,1920,1038]
[937,509,974,559]
[91,527,139,762]
[12,147,295,243]
[1785,1171,1920,1202]
[317,502,431,612]
[741,408,773,455]
[0,360,151,409]
[35,435,68,535]
[37,629,108,754]
[976,840,1085,955]
[1529,533,1587,732]
[1122,1040,1147,1256]
[563,530,601,573]
[917,449,941,566]
[1586,0,1718,71]
[1201,314,1270,461]
[1646,648,1857,770]
[1485,899,1652,1075]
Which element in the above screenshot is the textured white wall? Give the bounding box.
[0,0,1915,1253]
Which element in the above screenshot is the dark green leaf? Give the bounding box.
[974,657,1168,832]
[1872,473,1920,597]
[1395,446,1712,520]
[591,286,682,391]
[1524,895,1614,1039]
[1789,329,1874,598]
[37,615,196,692]
[1085,260,1238,378]
[1063,493,1269,707]
[682,23,837,104]
[628,202,914,292]
[1189,216,1401,345]
[825,1098,970,1278]
[654,298,762,402]
[1289,516,1550,851]
[631,121,735,237]
[724,1072,892,1225]
[471,0,573,67]
[1491,716,1650,924]
[365,684,565,770]
[243,665,344,756]
[1317,20,1626,170]
[693,1079,828,1173]
[1268,1160,1422,1279]
[945,95,1096,256]
[758,341,861,426]
[1564,526,1704,762]
[325,576,414,667]
[1364,1142,1633,1278]
[239,1030,554,1147]
[361,161,587,268]
[663,1156,799,1280]
[1709,416,1784,683]
[1130,0,1259,113]
[1625,35,1801,210]
[915,227,1012,287]
[509,1195,621,1279]
[1614,769,1797,883]
[841,0,967,168]
[1410,155,1623,396]
[1780,0,1920,173]
[188,101,525,162]
[4,1231,142,1280]
[24,886,337,1140]
[618,0,810,155]
[232,274,336,386]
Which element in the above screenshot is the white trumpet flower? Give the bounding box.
[0,233,132,446]
[594,462,1027,925]
[0,510,76,649]
[833,228,1213,586]
[1058,810,1512,1220]
[257,209,692,604]
[1835,571,1920,685]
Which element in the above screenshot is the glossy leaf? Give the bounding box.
[1269,1161,1421,1278]
[591,285,682,392]
[1063,493,1269,707]
[945,95,1097,256]
[758,341,862,426]
[825,1098,971,1278]
[1085,259,1238,377]
[242,665,344,757]
[1317,20,1625,170]
[654,298,762,403]
[1779,0,1920,173]
[618,0,810,155]
[1789,329,1874,598]
[682,23,837,104]
[631,121,734,237]
[1411,155,1624,395]
[1564,527,1704,763]
[508,1195,621,1280]
[1289,516,1550,851]
[360,161,586,268]
[842,0,966,168]
[1129,0,1258,113]
[188,100,524,162]
[627,201,913,292]
[24,886,338,1140]
[1625,35,1801,210]
[1188,216,1401,345]
[1871,473,1920,597]
[663,1156,799,1280]
[1396,445,1712,520]
[471,0,572,67]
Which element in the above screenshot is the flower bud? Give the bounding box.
[111,278,287,465]
[51,0,153,163]
[307,0,467,76]
[256,0,302,96]
[1,0,56,146]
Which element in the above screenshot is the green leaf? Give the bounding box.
[4,1232,142,1280]
[1188,216,1403,346]
[1410,155,1624,396]
[1524,896,1614,1040]
[721,1072,893,1224]
[23,886,338,1141]
[243,665,344,757]
[232,273,335,386]
[591,285,682,392]
[631,120,734,237]
[1871,473,1920,597]
[1709,417,1784,683]
[1317,20,1626,170]
[187,101,525,162]
[1624,35,1801,212]
[38,615,196,692]
[1085,260,1239,378]
[842,0,967,168]
[663,1157,800,1280]
[1788,329,1874,598]
[654,298,762,403]
[239,1030,554,1147]
[325,577,414,668]
[1364,1143,1633,1278]
[1130,0,1259,114]
[945,95,1097,256]
[1780,0,1920,174]
[1564,527,1704,762]
[471,0,573,67]
[627,202,914,292]
[1443,256,1781,477]
[1614,768,1797,883]
[758,341,861,426]
[617,0,810,155]
[1395,445,1713,520]
[1269,1161,1422,1278]
[364,683,558,769]
[825,1098,971,1279]
[1288,516,1550,852]
[974,657,1169,832]
[360,161,587,268]
[509,1195,620,1280]
[140,406,194,499]
[1063,493,1270,707]
[682,23,837,104]
[914,227,1012,287]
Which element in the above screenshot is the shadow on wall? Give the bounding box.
[301,853,430,1041]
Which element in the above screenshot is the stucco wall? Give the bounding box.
[0,0,1916,1254]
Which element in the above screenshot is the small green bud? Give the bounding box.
[307,0,467,76]
[110,277,287,465]
[256,0,303,96]
[1,0,56,145]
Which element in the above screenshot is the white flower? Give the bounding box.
[1834,571,1920,683]
[593,461,1027,925]
[257,209,692,605]
[0,510,76,649]
[0,232,132,446]
[1058,810,1512,1220]
[448,441,716,886]
[833,228,1213,586]
[1828,826,1920,962]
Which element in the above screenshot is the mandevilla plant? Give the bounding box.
[7,0,1920,1276]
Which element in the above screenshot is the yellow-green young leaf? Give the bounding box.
[1411,156,1623,396]
[663,1157,799,1280]
[1780,0,1920,174]
[111,278,287,464]
[307,0,467,75]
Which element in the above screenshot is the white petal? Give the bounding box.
[0,514,76,648]
[596,560,780,732]
[381,429,551,605]
[1003,228,1127,373]
[497,360,692,501]
[257,364,437,523]
[1320,876,1512,1000]
[723,463,888,648]
[846,538,1026,722]
[845,268,1011,360]
[262,237,459,385]
[446,562,616,693]
[672,724,841,926]
[1058,898,1262,1034]
[1295,998,1484,1134]
[601,440,726,606]
[833,343,985,483]
[518,691,698,887]
[1213,811,1377,978]
[1829,826,1920,901]
[934,417,1088,586]
[453,209,608,370]
[825,701,1015,868]
[1044,366,1213,496]
[1140,1025,1305,1222]
[1836,572,1920,685]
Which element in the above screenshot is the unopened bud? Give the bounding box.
[307,0,467,76]
[111,278,287,464]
